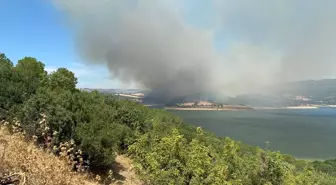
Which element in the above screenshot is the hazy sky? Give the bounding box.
[1,0,336,96]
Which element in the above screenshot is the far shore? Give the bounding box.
[165,107,254,111]
[285,106,319,109]
[165,105,331,111]
[254,106,319,110]
[164,105,336,111]
[253,105,336,110]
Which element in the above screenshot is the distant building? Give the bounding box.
[176,101,216,107]
[294,96,310,101]
[197,101,214,107]
[132,93,145,97]
[179,102,195,107]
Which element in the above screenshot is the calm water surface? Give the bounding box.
[170,108,336,160]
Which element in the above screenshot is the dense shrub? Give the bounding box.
[312,159,336,176]
[1,52,336,184]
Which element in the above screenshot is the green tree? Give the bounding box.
[255,150,294,185]
[2,52,336,185]
[0,53,14,111]
[16,68,78,143]
[184,128,220,184]
[129,127,187,184]
[75,121,130,169]
[14,57,46,100]
[44,68,77,92]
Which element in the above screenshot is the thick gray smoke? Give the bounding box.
[53,0,336,100]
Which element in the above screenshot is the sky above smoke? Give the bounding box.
[53,0,336,98]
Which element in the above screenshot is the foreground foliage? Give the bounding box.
[1,52,336,184]
[0,126,97,185]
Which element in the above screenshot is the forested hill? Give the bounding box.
[1,52,336,184]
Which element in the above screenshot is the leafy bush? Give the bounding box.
[1,52,336,184]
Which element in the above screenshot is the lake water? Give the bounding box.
[169,108,336,160]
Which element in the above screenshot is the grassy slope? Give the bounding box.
[0,127,97,185]
[0,126,143,185]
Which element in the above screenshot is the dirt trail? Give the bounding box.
[112,155,142,185]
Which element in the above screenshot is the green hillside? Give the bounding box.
[1,52,336,184]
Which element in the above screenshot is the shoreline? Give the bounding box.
[254,106,319,110]
[285,106,319,109]
[165,106,324,111]
[165,107,254,111]
[165,105,336,111]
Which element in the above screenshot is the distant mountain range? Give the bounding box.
[81,79,336,107]
[80,88,148,94]
[165,79,336,107]
[226,79,336,106]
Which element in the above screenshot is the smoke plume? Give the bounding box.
[53,0,336,101]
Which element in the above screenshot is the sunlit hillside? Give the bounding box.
[0,126,97,185]
[1,53,336,184]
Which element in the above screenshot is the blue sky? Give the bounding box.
[0,0,121,88]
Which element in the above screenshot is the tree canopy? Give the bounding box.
[0,52,336,184]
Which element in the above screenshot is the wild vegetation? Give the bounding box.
[1,52,336,184]
[0,125,97,185]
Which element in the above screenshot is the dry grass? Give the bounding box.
[0,126,143,185]
[0,126,98,185]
